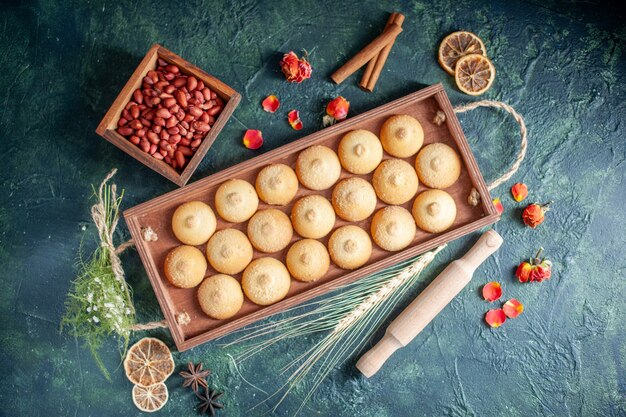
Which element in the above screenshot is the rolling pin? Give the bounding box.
[356,229,503,378]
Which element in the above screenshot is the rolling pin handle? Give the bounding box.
[356,334,403,378]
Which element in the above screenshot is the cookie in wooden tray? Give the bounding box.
[171,201,216,245]
[197,274,244,320]
[242,257,291,305]
[412,189,457,233]
[415,143,461,189]
[286,239,330,282]
[214,179,259,223]
[163,245,207,289]
[255,163,299,205]
[291,194,336,239]
[247,209,293,253]
[380,114,424,157]
[331,177,377,222]
[371,206,416,251]
[337,129,383,174]
[328,225,372,270]
[296,145,341,190]
[372,158,419,205]
[205,228,253,275]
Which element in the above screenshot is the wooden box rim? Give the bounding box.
[124,83,499,351]
[96,44,241,186]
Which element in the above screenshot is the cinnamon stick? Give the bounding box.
[359,13,405,92]
[330,23,403,85]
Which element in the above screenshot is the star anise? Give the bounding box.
[179,361,211,393]
[196,387,224,416]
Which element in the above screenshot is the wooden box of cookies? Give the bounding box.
[124,83,499,351]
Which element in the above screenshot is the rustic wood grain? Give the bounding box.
[124,84,499,351]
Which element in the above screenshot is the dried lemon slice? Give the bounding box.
[124,337,175,387]
[132,382,168,413]
[454,54,496,96]
[438,31,487,75]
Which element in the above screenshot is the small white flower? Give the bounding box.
[86,306,92,313]
[125,308,131,315]
[92,305,98,311]
[104,302,114,309]
[92,316,100,323]
[87,293,93,302]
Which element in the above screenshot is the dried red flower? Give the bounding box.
[492,198,504,214]
[326,96,349,121]
[515,248,553,283]
[485,309,506,328]
[280,51,312,83]
[287,110,303,130]
[503,299,524,318]
[482,282,503,302]
[242,129,263,150]
[511,183,528,202]
[262,95,280,113]
[522,201,552,228]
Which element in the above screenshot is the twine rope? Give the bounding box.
[118,100,527,332]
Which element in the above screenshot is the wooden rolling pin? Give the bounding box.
[356,229,503,378]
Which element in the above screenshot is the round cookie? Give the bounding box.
[214,179,258,223]
[337,129,383,174]
[380,115,424,157]
[164,245,207,289]
[197,274,244,319]
[171,201,217,245]
[291,195,335,239]
[242,258,291,306]
[247,209,293,253]
[328,225,372,270]
[206,229,253,275]
[412,189,457,233]
[372,159,419,205]
[296,145,341,190]
[255,164,299,205]
[415,143,461,189]
[371,206,416,251]
[286,239,330,282]
[331,177,377,222]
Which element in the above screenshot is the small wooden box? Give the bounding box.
[124,84,499,351]
[96,44,241,186]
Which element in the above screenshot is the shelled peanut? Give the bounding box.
[116,58,224,171]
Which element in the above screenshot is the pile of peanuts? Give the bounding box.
[116,58,224,170]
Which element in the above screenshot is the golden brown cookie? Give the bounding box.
[242,257,291,305]
[214,179,259,223]
[331,177,377,222]
[171,201,217,245]
[286,239,330,282]
[328,225,372,270]
[372,159,419,205]
[164,245,207,289]
[255,164,299,205]
[290,195,336,239]
[296,145,341,190]
[247,209,293,253]
[197,274,244,319]
[412,189,457,233]
[205,229,253,275]
[337,129,383,174]
[371,206,416,251]
[415,143,461,189]
[380,115,424,158]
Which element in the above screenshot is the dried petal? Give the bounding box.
[515,261,532,283]
[482,282,503,302]
[243,129,263,150]
[287,110,303,130]
[492,198,504,214]
[503,299,524,318]
[262,95,280,113]
[485,309,507,328]
[511,183,528,202]
[326,96,350,121]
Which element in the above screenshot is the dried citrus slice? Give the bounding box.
[124,337,175,387]
[454,54,496,96]
[132,382,168,413]
[438,31,487,75]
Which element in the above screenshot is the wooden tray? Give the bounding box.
[96,44,241,186]
[124,84,499,351]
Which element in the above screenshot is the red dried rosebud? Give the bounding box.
[511,183,528,202]
[280,51,312,83]
[530,262,552,282]
[493,198,504,214]
[522,201,552,228]
[485,309,507,328]
[515,261,532,283]
[262,95,280,113]
[326,96,349,121]
[503,299,524,318]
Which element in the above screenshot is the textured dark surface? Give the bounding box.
[1,1,625,416]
